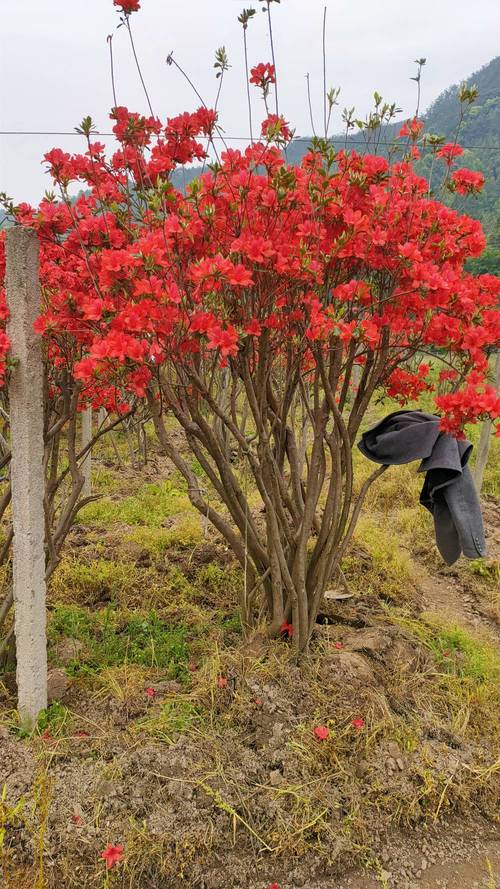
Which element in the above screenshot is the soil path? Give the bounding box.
[332,818,500,889]
[419,569,498,638]
[418,495,499,642]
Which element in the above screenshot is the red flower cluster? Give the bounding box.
[261,114,293,144]
[398,118,424,139]
[250,62,276,88]
[114,0,141,12]
[386,363,431,403]
[436,142,463,164]
[451,167,485,195]
[0,102,498,436]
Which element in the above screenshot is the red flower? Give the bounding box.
[279,621,294,638]
[334,641,344,650]
[229,264,253,287]
[261,114,293,143]
[71,814,83,826]
[268,884,280,889]
[217,676,228,688]
[352,717,365,731]
[207,324,239,358]
[436,142,463,164]
[249,62,276,87]
[451,168,485,195]
[244,318,262,337]
[114,0,141,12]
[314,725,329,741]
[100,843,124,870]
[145,686,155,698]
[398,118,423,139]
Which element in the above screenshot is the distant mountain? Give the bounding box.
[420,56,500,271]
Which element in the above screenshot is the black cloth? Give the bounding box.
[357,409,486,566]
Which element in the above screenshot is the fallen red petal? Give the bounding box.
[314,725,330,741]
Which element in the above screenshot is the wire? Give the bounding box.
[1,130,500,150]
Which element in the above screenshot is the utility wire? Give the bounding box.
[0,130,500,150]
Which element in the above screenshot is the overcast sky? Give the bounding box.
[1,0,499,204]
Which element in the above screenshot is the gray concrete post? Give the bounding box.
[6,227,48,728]
[473,351,500,493]
[80,407,92,498]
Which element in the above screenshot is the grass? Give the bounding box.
[136,698,201,742]
[343,512,422,604]
[125,513,203,556]
[79,478,191,528]
[424,616,500,681]
[383,608,500,751]
[49,557,151,606]
[385,608,499,682]
[48,605,189,678]
[466,558,500,622]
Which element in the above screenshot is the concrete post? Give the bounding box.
[473,351,500,493]
[5,227,47,728]
[80,407,92,498]
[352,362,360,390]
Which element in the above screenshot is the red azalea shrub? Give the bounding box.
[0,95,499,651]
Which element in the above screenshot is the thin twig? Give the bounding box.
[243,26,254,143]
[306,73,317,138]
[107,33,118,108]
[125,16,155,117]
[265,0,279,116]
[322,6,327,138]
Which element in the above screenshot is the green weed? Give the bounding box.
[424,615,499,682]
[136,699,200,742]
[79,479,191,527]
[91,467,119,493]
[36,702,70,738]
[468,558,500,584]
[48,606,189,677]
[344,515,420,603]
[49,558,149,606]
